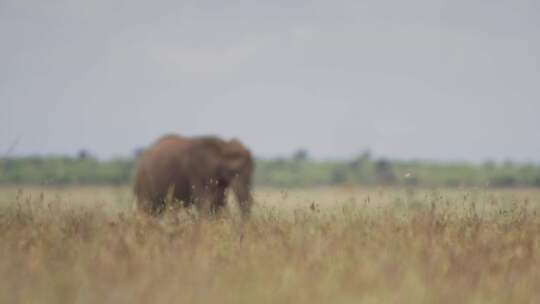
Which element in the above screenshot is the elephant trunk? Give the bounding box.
[233,180,252,218]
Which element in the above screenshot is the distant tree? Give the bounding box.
[359,150,372,161]
[375,159,396,185]
[533,176,540,187]
[351,149,372,168]
[483,160,496,170]
[331,166,347,184]
[490,175,517,187]
[503,160,514,168]
[133,147,145,159]
[77,149,91,160]
[293,149,309,161]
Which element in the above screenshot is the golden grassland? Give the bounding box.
[1,186,540,303]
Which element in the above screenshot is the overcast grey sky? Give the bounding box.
[1,0,539,161]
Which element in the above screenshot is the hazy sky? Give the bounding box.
[1,0,539,161]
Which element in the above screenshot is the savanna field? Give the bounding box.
[1,186,540,303]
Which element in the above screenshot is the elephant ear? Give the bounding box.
[219,139,248,180]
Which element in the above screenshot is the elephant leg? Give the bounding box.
[192,184,227,218]
[137,195,165,216]
[237,200,251,219]
[174,184,192,209]
[210,187,227,216]
[192,184,212,217]
[137,198,152,214]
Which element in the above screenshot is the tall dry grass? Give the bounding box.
[0,186,539,303]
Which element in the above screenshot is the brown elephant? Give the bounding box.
[133,134,254,218]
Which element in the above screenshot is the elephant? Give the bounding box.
[133,134,254,218]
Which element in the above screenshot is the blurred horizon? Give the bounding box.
[3,144,540,165]
[1,0,539,163]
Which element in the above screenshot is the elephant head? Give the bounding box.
[216,138,254,217]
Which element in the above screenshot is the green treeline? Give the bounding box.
[0,157,132,185]
[1,155,539,188]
